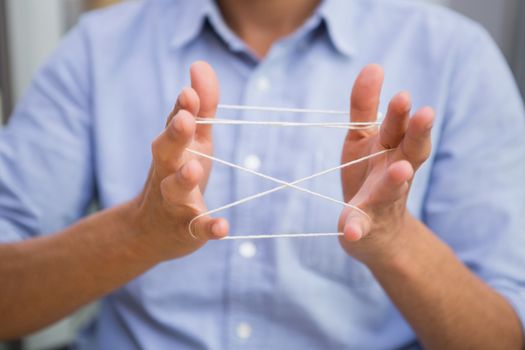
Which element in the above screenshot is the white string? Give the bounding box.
[218,104,383,119]
[222,232,344,240]
[185,104,388,240]
[187,148,388,213]
[204,104,382,130]
[187,148,392,240]
[195,117,380,130]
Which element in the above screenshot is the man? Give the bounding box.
[0,0,524,348]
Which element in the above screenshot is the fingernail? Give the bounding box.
[354,227,363,241]
[212,222,222,236]
[345,223,363,242]
[175,113,189,133]
[180,88,190,104]
[181,162,190,179]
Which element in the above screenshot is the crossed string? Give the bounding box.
[186,104,390,240]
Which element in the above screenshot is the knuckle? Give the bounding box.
[399,182,410,197]
[166,118,180,139]
[177,172,194,192]
[401,148,422,167]
[192,220,207,241]
[151,142,169,166]
[380,128,398,149]
[412,157,426,168]
[151,138,162,159]
[164,113,175,128]
[414,151,428,164]
[178,87,192,106]
[403,137,431,165]
[351,103,372,114]
[421,148,431,162]
[349,128,377,140]
[416,142,432,163]
[160,177,175,202]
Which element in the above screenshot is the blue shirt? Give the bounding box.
[1,0,525,348]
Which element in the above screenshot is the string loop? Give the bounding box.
[186,104,388,240]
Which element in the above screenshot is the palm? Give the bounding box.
[191,134,213,192]
[136,61,228,261]
[341,130,382,203]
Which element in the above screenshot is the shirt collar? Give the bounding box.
[318,0,356,57]
[168,0,212,49]
[168,0,356,58]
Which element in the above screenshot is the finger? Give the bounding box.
[191,216,229,241]
[152,110,196,175]
[399,107,435,168]
[209,218,229,239]
[342,209,371,242]
[342,161,413,242]
[166,87,200,127]
[379,91,411,149]
[160,159,203,203]
[190,61,220,140]
[368,160,413,207]
[346,64,384,140]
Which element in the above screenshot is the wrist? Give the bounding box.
[365,213,453,281]
[362,211,418,272]
[113,199,165,266]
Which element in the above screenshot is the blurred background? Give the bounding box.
[0,0,524,349]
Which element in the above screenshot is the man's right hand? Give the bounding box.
[0,61,230,339]
[130,61,229,262]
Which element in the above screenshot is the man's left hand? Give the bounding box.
[338,64,434,265]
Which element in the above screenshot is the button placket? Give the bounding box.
[226,65,278,349]
[232,70,274,235]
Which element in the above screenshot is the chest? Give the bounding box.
[90,38,442,229]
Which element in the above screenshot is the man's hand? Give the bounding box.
[131,61,229,262]
[338,64,434,265]
[0,62,233,339]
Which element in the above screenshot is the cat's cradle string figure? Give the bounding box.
[187,104,390,240]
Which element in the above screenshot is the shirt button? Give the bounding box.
[236,322,252,340]
[238,241,257,258]
[243,154,261,171]
[256,76,271,92]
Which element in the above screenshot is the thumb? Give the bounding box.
[342,208,372,242]
[190,61,220,140]
[368,160,413,208]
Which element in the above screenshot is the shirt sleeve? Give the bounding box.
[424,22,525,331]
[0,23,95,243]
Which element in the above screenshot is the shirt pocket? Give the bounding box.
[292,147,376,287]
